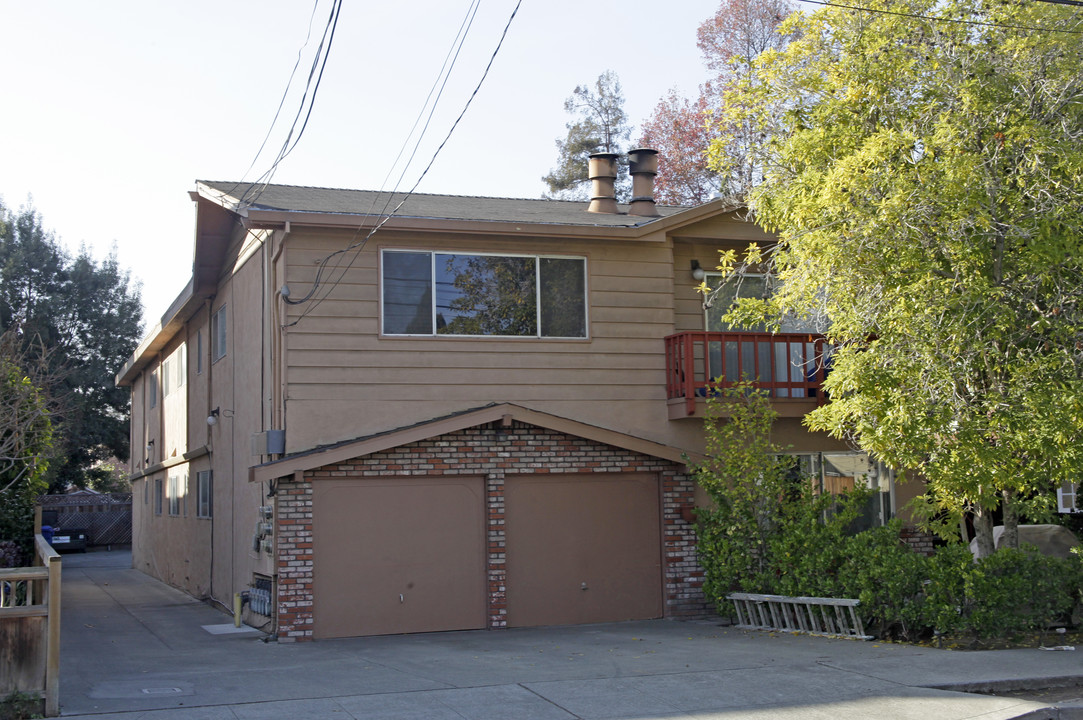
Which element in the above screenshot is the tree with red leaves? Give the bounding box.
[641,0,797,205]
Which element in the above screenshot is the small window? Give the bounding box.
[196,330,203,375]
[1058,482,1078,513]
[148,371,158,409]
[381,250,587,338]
[211,305,227,362]
[154,477,163,516]
[163,346,187,397]
[168,475,180,516]
[197,470,213,518]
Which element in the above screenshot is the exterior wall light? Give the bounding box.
[691,259,706,282]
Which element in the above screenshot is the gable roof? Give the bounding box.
[249,403,701,485]
[197,181,691,229]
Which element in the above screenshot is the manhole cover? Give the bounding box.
[141,687,183,695]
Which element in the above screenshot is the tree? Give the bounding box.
[710,0,1083,557]
[542,71,631,200]
[639,90,718,204]
[0,199,143,491]
[0,327,53,560]
[640,0,798,204]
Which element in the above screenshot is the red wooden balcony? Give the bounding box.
[665,331,830,418]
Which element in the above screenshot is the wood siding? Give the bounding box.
[280,231,684,452]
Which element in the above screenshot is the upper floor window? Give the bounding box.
[197,470,213,518]
[163,345,186,397]
[382,250,587,338]
[196,330,203,375]
[148,371,158,408]
[211,305,227,362]
[705,273,818,334]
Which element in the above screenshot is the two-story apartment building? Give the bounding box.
[116,150,905,640]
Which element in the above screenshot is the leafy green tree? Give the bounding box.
[710,0,1083,556]
[0,328,53,559]
[543,71,631,200]
[0,199,143,491]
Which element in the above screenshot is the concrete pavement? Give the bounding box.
[56,549,1083,719]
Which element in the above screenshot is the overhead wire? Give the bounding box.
[237,0,344,209]
[224,1,324,200]
[802,0,1083,33]
[283,0,524,328]
[278,0,485,310]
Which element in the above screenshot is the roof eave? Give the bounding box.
[249,403,699,484]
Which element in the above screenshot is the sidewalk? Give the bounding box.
[58,549,1083,719]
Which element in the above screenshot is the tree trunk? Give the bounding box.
[1000,488,1019,549]
[972,509,996,559]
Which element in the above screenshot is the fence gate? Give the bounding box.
[39,492,132,547]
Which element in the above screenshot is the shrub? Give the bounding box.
[692,384,1083,642]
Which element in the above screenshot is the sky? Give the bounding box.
[1,1,723,324]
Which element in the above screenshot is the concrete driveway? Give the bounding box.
[57,549,1081,719]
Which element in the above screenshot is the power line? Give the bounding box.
[232,1,324,195]
[239,0,344,209]
[279,0,486,310]
[803,0,1083,33]
[285,0,524,328]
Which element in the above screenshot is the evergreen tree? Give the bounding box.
[542,71,632,200]
[0,199,143,492]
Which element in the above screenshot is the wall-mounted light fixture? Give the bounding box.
[207,407,234,426]
[691,259,706,282]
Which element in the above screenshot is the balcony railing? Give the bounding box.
[665,331,829,416]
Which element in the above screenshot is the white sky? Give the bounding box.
[1,1,721,324]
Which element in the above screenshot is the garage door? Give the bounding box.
[504,473,662,627]
[312,476,486,638]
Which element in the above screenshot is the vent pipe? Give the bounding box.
[587,152,619,214]
[628,148,660,217]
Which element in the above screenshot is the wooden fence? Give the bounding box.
[0,526,61,717]
[40,492,132,546]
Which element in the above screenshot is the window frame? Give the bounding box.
[197,470,213,519]
[380,249,588,339]
[211,305,227,362]
[167,474,180,517]
[163,346,187,397]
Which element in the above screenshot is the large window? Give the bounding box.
[197,470,213,519]
[382,251,587,338]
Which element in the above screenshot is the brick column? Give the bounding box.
[275,478,315,641]
[486,471,507,628]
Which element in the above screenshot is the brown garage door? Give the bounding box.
[504,472,662,627]
[312,476,486,638]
